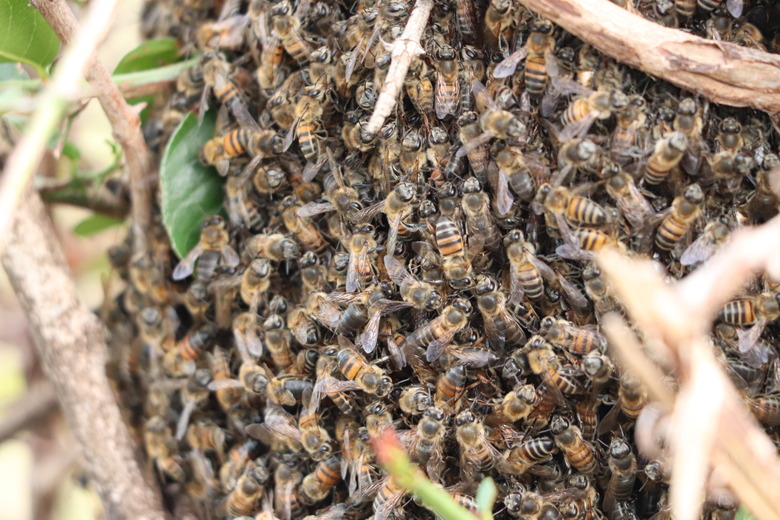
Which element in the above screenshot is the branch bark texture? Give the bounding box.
[1,192,165,520]
[516,0,780,114]
[31,0,154,256]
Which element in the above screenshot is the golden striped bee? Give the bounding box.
[493,19,556,97]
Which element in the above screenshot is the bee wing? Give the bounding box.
[283,112,303,152]
[559,111,600,142]
[481,314,506,352]
[302,154,328,182]
[385,212,403,258]
[470,78,499,111]
[374,484,406,520]
[556,272,589,311]
[175,399,196,441]
[324,291,362,306]
[727,0,744,17]
[508,265,526,306]
[215,75,261,131]
[346,243,369,293]
[312,301,342,330]
[207,378,244,391]
[387,335,407,369]
[173,243,204,281]
[384,255,415,286]
[492,48,528,79]
[263,412,303,441]
[680,229,718,266]
[527,252,556,284]
[737,322,770,367]
[450,346,499,368]
[359,308,383,354]
[352,200,385,223]
[426,447,445,484]
[297,201,336,217]
[495,166,515,216]
[221,245,240,268]
[345,45,362,84]
[425,324,459,363]
[435,73,460,120]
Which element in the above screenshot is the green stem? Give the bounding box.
[399,471,478,520]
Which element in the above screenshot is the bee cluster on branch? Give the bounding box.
[106,0,780,519]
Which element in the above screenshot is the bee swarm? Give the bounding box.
[108,1,780,519]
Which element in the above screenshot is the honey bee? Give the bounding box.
[174,368,213,440]
[406,60,436,123]
[675,0,697,16]
[282,198,329,254]
[186,420,227,461]
[483,0,516,50]
[470,79,527,142]
[252,163,287,196]
[433,44,460,120]
[655,183,703,252]
[494,144,547,203]
[643,131,688,185]
[238,258,271,309]
[673,97,705,175]
[299,393,332,460]
[611,95,648,162]
[461,177,502,251]
[558,89,628,141]
[200,128,284,176]
[173,216,239,281]
[718,292,780,364]
[455,111,490,182]
[605,168,655,229]
[494,19,556,97]
[208,347,242,412]
[345,224,377,293]
[268,374,315,407]
[398,386,432,415]
[219,438,258,492]
[502,436,556,475]
[540,316,605,355]
[542,185,611,228]
[273,454,305,520]
[454,0,480,42]
[287,304,320,346]
[334,337,393,397]
[286,85,329,166]
[474,274,526,351]
[383,258,442,315]
[745,394,780,425]
[267,74,301,130]
[356,181,417,257]
[494,383,537,424]
[162,324,217,377]
[582,350,615,390]
[550,415,598,474]
[434,216,475,289]
[201,54,260,130]
[300,456,342,505]
[246,232,300,262]
[226,174,264,230]
[144,415,185,482]
[603,438,637,515]
[435,364,467,410]
[226,460,270,516]
[264,312,295,371]
[373,477,406,520]
[617,371,647,422]
[405,298,471,362]
[504,488,566,520]
[270,1,312,67]
[454,410,502,479]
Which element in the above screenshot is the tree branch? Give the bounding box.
[0,382,58,443]
[1,190,165,520]
[364,0,434,137]
[30,0,154,257]
[515,0,780,114]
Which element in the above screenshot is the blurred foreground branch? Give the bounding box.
[516,0,780,114]
[1,191,165,520]
[0,382,57,443]
[595,211,780,520]
[31,0,154,257]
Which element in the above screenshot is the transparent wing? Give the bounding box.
[727,0,744,17]
[351,200,385,223]
[556,272,589,311]
[297,201,336,218]
[359,308,383,354]
[207,378,244,391]
[559,111,600,142]
[221,245,240,267]
[680,229,718,266]
[435,73,460,120]
[384,255,415,287]
[175,399,196,441]
[425,326,459,363]
[172,243,203,281]
[492,48,528,79]
[385,212,403,258]
[495,167,515,215]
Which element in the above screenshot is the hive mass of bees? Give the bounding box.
[104,0,780,519]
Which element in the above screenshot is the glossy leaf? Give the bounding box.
[73,214,125,236]
[160,111,224,259]
[0,0,60,77]
[735,508,758,520]
[113,38,182,74]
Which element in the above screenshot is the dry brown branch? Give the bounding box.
[596,247,780,520]
[1,191,165,520]
[515,0,780,114]
[364,0,434,136]
[31,0,154,257]
[0,382,57,442]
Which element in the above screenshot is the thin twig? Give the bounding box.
[0,382,58,442]
[515,0,780,114]
[0,0,121,256]
[1,189,165,520]
[364,0,434,137]
[31,0,154,257]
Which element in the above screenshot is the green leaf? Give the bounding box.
[161,111,224,259]
[73,214,125,236]
[114,38,182,74]
[475,478,497,520]
[0,0,60,77]
[735,507,759,520]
